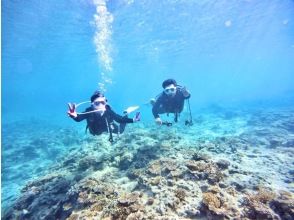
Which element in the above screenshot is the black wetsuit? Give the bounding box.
[152,88,191,120]
[72,105,133,136]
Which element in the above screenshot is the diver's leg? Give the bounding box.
[111,118,127,134]
[111,123,119,134]
[119,123,127,134]
[111,123,126,134]
[119,115,128,134]
[174,113,178,122]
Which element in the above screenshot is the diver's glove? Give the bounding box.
[133,112,141,122]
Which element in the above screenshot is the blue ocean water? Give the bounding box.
[2,0,294,218]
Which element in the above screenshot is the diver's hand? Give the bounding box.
[181,86,190,97]
[67,111,77,118]
[67,103,77,118]
[155,117,162,125]
[133,112,141,122]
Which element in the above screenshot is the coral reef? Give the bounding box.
[2,107,294,219]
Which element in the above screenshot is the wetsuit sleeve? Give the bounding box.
[109,109,134,123]
[152,95,163,119]
[71,108,90,122]
[72,114,87,122]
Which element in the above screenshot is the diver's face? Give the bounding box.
[164,84,177,97]
[92,97,107,113]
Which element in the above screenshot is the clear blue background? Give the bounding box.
[2,0,294,124]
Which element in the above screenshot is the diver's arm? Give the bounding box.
[68,108,89,122]
[72,113,87,122]
[110,110,134,123]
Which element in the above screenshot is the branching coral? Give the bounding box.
[250,188,277,204]
[118,192,140,206]
[147,160,162,175]
[78,156,103,171]
[175,188,187,201]
[202,192,221,209]
[242,188,279,219]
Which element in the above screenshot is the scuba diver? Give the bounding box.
[151,79,192,126]
[67,90,140,142]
